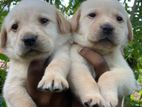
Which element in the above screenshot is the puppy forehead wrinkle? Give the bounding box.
[5,0,57,25]
[81,0,127,16]
[8,0,56,16]
[20,0,55,8]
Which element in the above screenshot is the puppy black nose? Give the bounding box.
[22,35,37,47]
[101,24,114,35]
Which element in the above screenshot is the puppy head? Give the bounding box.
[0,0,71,60]
[71,0,133,53]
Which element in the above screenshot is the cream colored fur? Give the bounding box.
[0,0,71,107]
[69,0,136,107]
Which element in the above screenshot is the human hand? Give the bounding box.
[80,48,109,81]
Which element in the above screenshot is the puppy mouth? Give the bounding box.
[27,49,41,54]
[88,33,118,49]
[97,32,117,45]
[99,37,114,44]
[21,47,46,57]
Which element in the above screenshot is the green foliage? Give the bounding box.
[0,0,142,107]
[0,69,6,93]
[0,54,9,62]
[0,54,7,107]
[0,0,16,26]
[0,54,8,95]
[124,0,142,86]
[125,90,142,107]
[0,96,7,107]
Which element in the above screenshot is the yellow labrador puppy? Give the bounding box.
[0,0,71,107]
[69,0,136,107]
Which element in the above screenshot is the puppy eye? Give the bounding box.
[116,16,123,22]
[11,23,18,31]
[39,17,49,25]
[87,12,96,18]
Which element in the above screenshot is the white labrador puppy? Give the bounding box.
[69,0,137,107]
[0,0,71,107]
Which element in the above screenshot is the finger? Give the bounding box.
[28,57,51,74]
[80,48,109,81]
[27,58,50,91]
[28,59,45,74]
[27,59,45,88]
[80,48,105,66]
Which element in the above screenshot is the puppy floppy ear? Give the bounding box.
[56,11,71,34]
[70,9,80,32]
[0,24,7,48]
[127,18,133,41]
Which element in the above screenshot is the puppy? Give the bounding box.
[69,0,137,107]
[0,0,71,107]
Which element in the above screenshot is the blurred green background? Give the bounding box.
[0,0,142,107]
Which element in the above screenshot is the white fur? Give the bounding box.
[69,0,136,107]
[1,0,72,107]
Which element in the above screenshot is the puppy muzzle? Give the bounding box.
[21,34,42,56]
[98,23,116,45]
[101,23,114,35]
[22,35,38,47]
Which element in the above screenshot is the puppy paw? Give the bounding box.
[98,72,118,107]
[82,94,106,107]
[103,93,118,107]
[37,73,69,92]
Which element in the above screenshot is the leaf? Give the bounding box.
[0,54,9,62]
